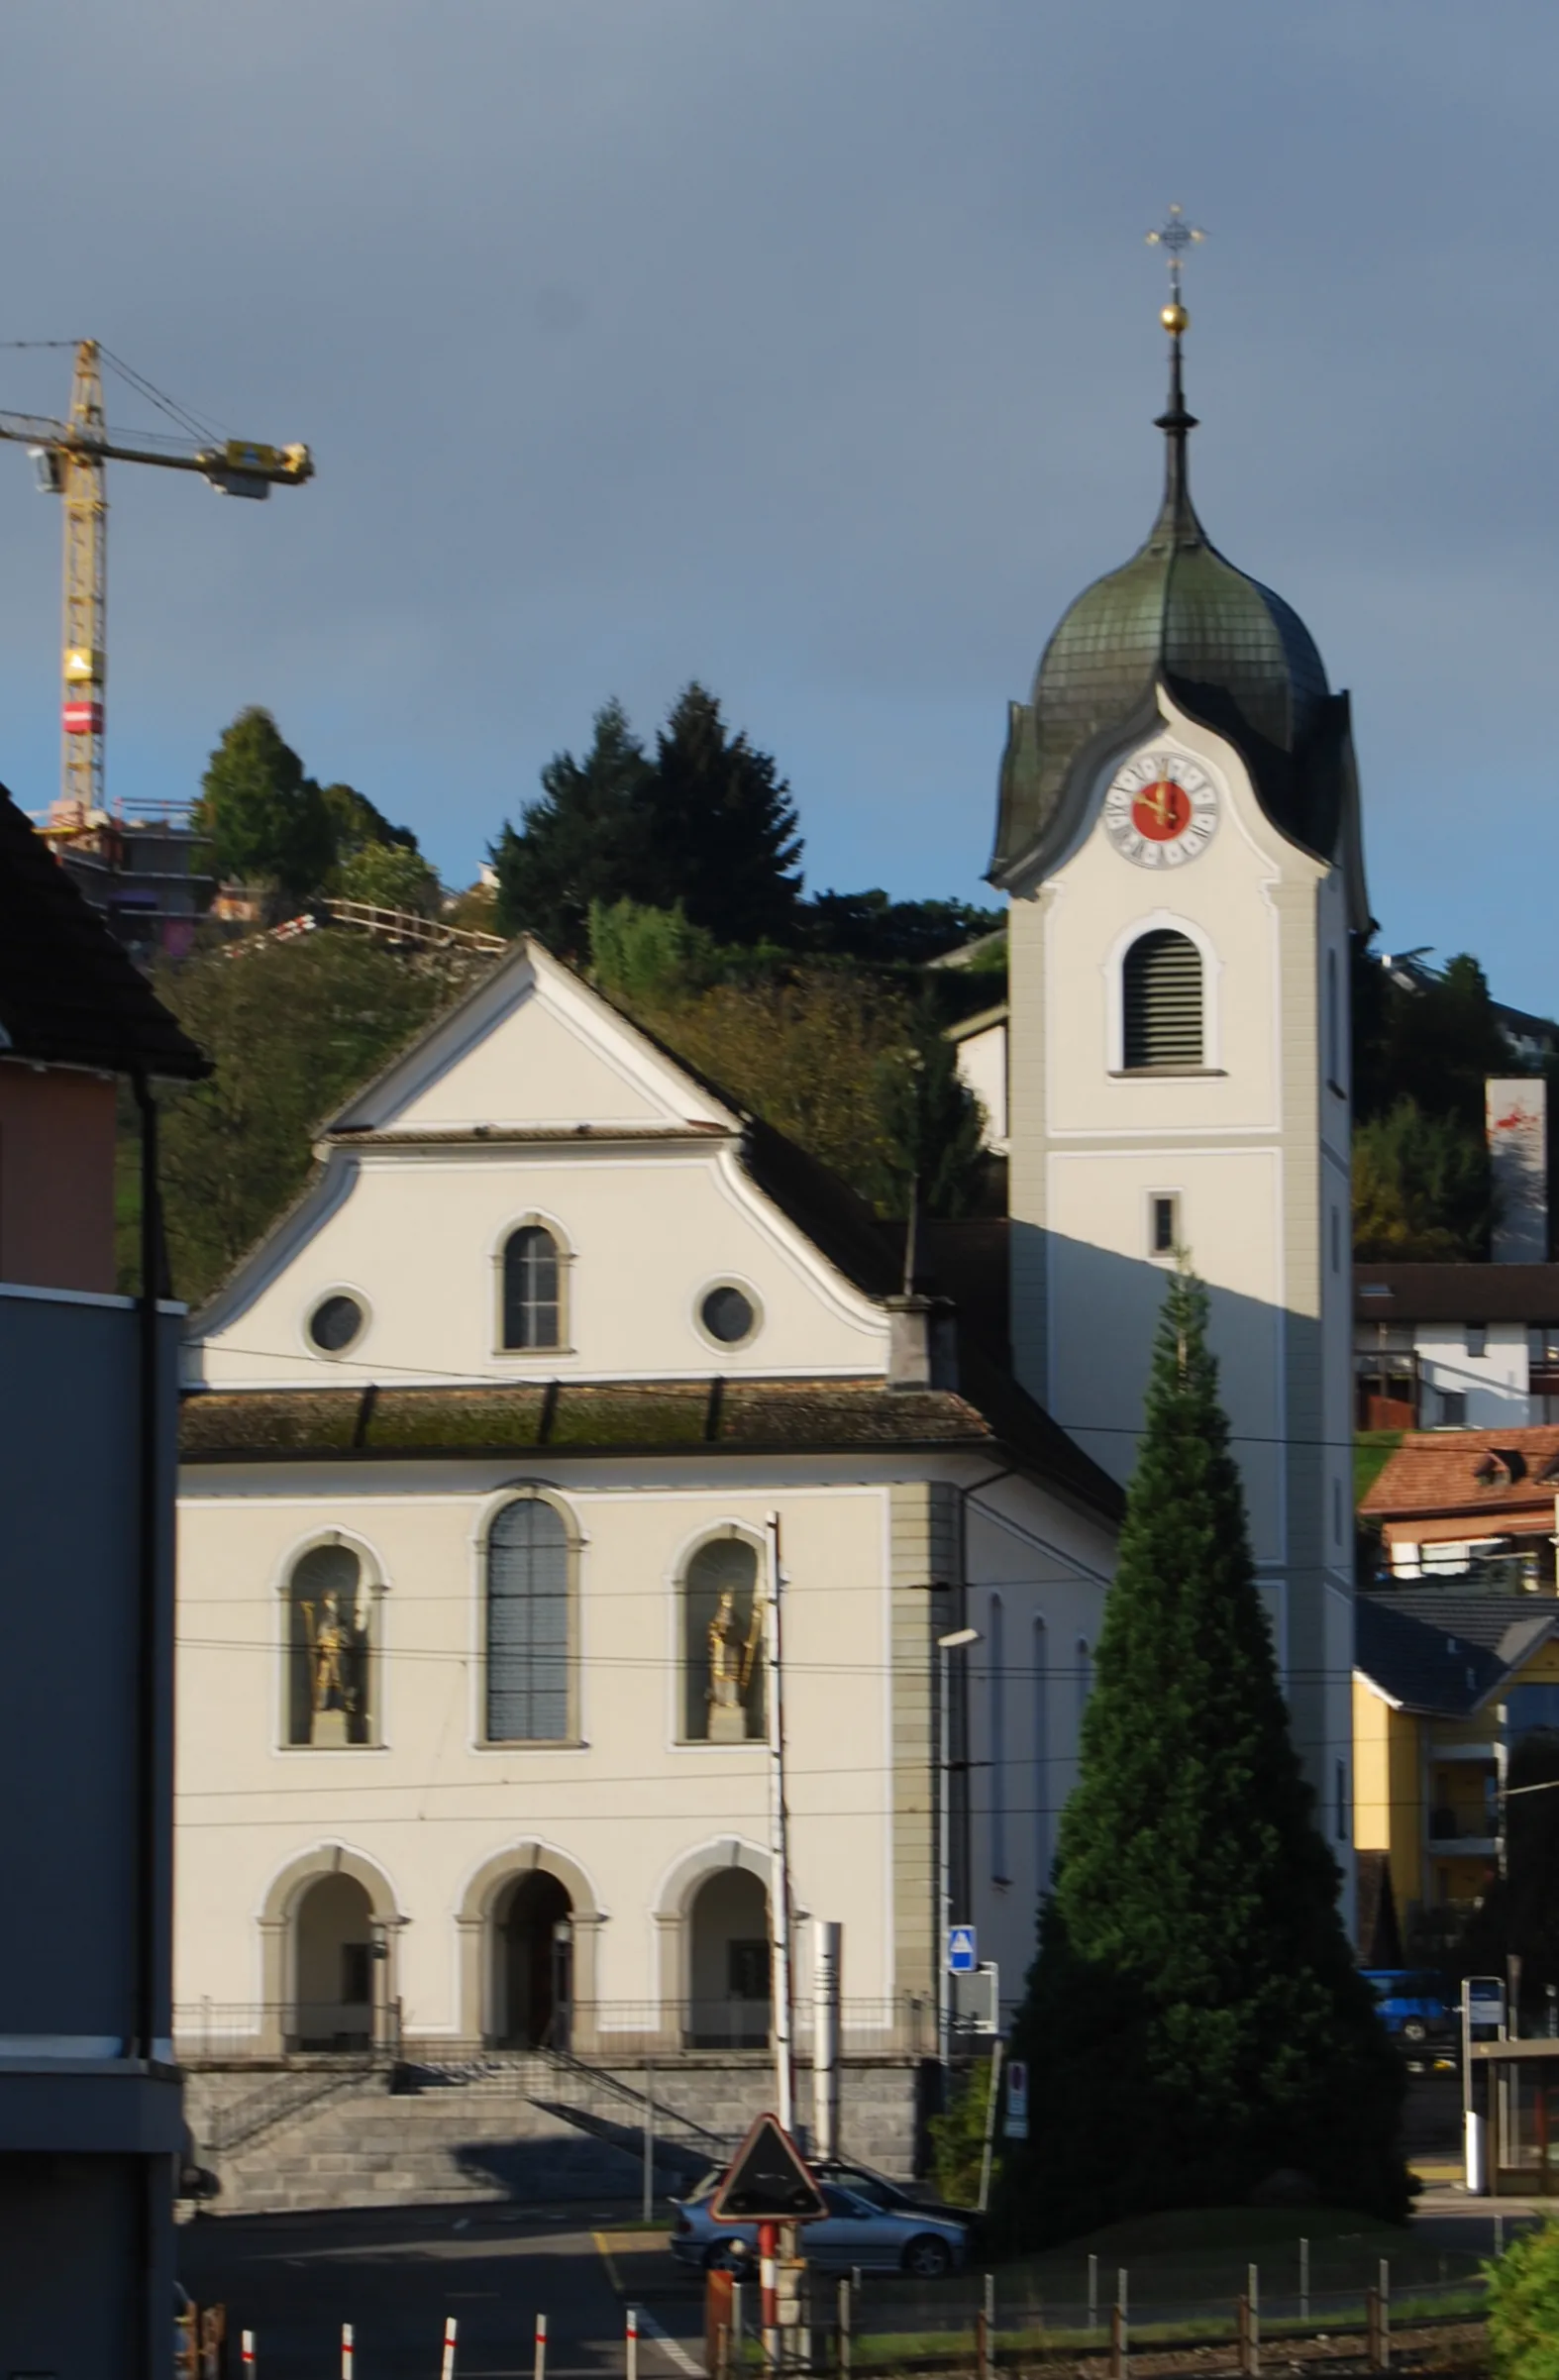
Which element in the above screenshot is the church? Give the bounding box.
[172,287,1362,2080]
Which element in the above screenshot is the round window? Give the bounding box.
[308,1293,365,1356]
[699,1284,758,1347]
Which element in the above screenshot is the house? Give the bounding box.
[1354,1588,1559,1945]
[0,784,208,2373]
[1356,1265,1559,1432]
[1359,1423,1559,1587]
[174,940,1122,2082]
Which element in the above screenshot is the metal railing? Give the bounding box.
[325,896,507,955]
[173,1993,932,2062]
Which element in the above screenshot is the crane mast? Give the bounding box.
[60,343,107,820]
[0,338,312,823]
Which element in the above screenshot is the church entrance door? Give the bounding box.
[291,1872,374,2051]
[687,1868,771,2048]
[496,1871,572,2047]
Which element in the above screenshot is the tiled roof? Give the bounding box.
[0,784,209,1080]
[1357,1591,1559,1716]
[179,1368,1125,1519]
[1360,1425,1559,1522]
[1356,1264,1559,1324]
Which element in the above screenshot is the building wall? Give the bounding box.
[0,1065,117,1292]
[1352,1677,1423,1913]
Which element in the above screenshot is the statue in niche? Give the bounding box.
[301,1586,360,1747]
[706,1585,763,1742]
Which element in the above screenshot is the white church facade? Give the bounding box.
[173,942,1120,2058]
[172,306,1364,2065]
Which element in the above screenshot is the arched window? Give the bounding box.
[988,1595,1007,1885]
[1122,929,1202,1070]
[682,1535,766,1743]
[501,1224,562,1351]
[485,1498,572,1742]
[285,1542,376,1748]
[1033,1618,1050,1898]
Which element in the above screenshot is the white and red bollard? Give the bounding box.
[535,2312,548,2380]
[441,2314,459,2379]
[342,2323,355,2380]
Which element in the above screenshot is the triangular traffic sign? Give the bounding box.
[709,2113,828,2223]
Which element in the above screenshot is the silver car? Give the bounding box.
[671,2181,968,2276]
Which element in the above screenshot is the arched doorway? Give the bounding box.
[495,1871,572,2048]
[292,1872,375,2050]
[687,1867,770,2048]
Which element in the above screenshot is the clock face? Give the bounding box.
[1101,750,1219,869]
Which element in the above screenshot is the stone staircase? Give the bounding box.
[183,2053,921,2218]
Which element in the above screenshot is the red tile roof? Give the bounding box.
[1361,1425,1559,1524]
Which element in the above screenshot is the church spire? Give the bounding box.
[1145,203,1205,540]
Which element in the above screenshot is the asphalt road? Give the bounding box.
[177,2202,707,2380]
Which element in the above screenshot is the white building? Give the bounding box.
[174,942,1120,2058]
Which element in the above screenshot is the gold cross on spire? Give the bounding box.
[1145,203,1205,332]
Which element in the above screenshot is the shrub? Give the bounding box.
[1487,2218,1559,2380]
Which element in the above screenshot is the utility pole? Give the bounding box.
[766,1512,795,2132]
[937,1627,981,2066]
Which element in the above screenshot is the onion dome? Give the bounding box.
[990,322,1364,911]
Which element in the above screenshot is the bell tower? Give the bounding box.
[991,219,1369,1888]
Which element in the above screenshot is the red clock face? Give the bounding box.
[1131,778,1193,842]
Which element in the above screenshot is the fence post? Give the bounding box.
[985,2272,995,2334]
[1250,2263,1259,2365]
[716,2324,730,2380]
[1236,2298,1250,2379]
[1379,2259,1391,2372]
[835,2276,851,2380]
[535,2313,548,2380]
[442,2314,459,2380]
[1111,2269,1128,2380]
[1088,2253,1098,2333]
[975,2308,989,2380]
[733,2279,745,2363]
[342,2321,354,2379]
[627,2304,639,2380]
[1299,2237,1309,2325]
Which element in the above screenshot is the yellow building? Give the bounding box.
[1354,1591,1559,1942]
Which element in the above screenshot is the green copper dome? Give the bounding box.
[990,345,1355,885]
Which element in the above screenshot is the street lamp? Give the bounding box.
[938,1626,982,2065]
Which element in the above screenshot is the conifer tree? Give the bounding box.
[491,699,656,953]
[194,707,335,902]
[643,683,802,943]
[1002,1270,1405,2239]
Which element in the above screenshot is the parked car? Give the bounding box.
[671,2182,968,2277]
[683,2155,959,2223]
[1361,1968,1456,2043]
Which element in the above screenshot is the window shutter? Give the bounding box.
[1123,930,1202,1069]
[487,1501,569,1740]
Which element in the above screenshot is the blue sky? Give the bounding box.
[0,4,1555,1004]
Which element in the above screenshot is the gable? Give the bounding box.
[330,941,737,1138]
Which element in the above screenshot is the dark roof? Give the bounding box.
[1356,1264,1559,1325]
[0,784,208,1080]
[742,1118,903,1302]
[990,342,1357,891]
[179,1368,1125,1520]
[1357,1591,1559,1716]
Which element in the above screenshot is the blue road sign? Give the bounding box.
[947,1925,978,1975]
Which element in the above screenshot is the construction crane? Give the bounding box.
[0,339,312,822]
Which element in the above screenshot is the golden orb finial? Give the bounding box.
[1161,300,1189,336]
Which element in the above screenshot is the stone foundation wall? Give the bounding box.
[182,2054,929,2219]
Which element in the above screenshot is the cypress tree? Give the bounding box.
[643,683,803,943]
[1002,1269,1405,2240]
[492,699,656,954]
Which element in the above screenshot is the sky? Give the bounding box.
[0,4,1555,1004]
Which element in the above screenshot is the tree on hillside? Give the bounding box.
[802,889,1003,968]
[148,933,448,1303]
[1353,1097,1496,1260]
[1000,1271,1406,2242]
[491,699,656,953]
[336,839,442,917]
[193,708,335,902]
[643,683,802,943]
[320,780,419,862]
[870,1013,987,1219]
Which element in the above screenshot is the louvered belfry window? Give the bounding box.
[486,1499,570,1741]
[1123,929,1202,1070]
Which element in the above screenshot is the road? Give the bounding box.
[177,2202,706,2380]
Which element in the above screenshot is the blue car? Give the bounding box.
[1361,1968,1455,2043]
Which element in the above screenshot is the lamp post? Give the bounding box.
[938,1626,981,2066]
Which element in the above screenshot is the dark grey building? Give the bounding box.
[0,785,208,2374]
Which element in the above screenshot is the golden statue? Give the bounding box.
[706,1585,763,1741]
[301,1589,358,1739]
